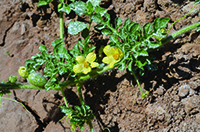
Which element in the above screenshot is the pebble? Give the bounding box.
[178,84,190,98]
[21,23,26,35]
[156,87,164,95]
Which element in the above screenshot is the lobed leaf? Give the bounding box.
[38,0,52,7]
[68,21,87,35]
[69,1,87,16]
[195,0,200,4]
[87,0,101,7]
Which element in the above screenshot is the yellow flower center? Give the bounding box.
[84,61,90,68]
[113,53,119,60]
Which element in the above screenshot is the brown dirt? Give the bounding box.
[0,0,200,132]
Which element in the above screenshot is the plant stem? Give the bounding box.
[60,12,64,39]
[131,71,144,95]
[1,97,31,114]
[76,82,85,106]
[167,3,196,34]
[161,22,200,45]
[0,83,44,90]
[61,88,68,107]
[0,66,112,91]
[88,119,94,132]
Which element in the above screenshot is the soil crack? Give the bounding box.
[0,21,16,46]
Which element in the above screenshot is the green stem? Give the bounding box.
[76,82,85,106]
[131,71,144,95]
[61,88,68,107]
[0,66,112,91]
[161,22,200,45]
[0,83,44,90]
[60,12,64,40]
[88,119,94,132]
[1,97,32,114]
[167,4,196,34]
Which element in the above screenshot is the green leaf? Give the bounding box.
[52,39,71,60]
[195,0,200,4]
[148,41,162,49]
[88,46,96,53]
[102,29,112,35]
[60,106,74,115]
[109,35,120,44]
[130,23,141,35]
[94,6,107,16]
[197,20,200,32]
[68,21,87,35]
[153,17,170,31]
[92,13,103,23]
[115,17,122,29]
[124,19,131,28]
[87,0,101,7]
[58,3,71,14]
[87,1,93,13]
[81,105,87,116]
[38,0,52,7]
[74,106,81,112]
[69,1,87,16]
[25,59,37,73]
[95,24,105,30]
[39,45,47,52]
[118,62,126,71]
[70,43,82,57]
[104,13,110,24]
[143,23,153,39]
[81,28,89,39]
[79,124,85,131]
[127,60,133,72]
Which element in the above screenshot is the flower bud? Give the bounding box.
[8,75,17,83]
[18,66,29,79]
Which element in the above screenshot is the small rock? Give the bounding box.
[43,27,49,31]
[188,81,198,90]
[181,95,200,114]
[36,19,47,27]
[178,84,190,98]
[123,3,135,14]
[196,113,200,124]
[156,87,164,95]
[173,95,180,102]
[21,23,26,35]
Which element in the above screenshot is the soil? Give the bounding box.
[0,0,200,132]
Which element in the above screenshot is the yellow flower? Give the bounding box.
[73,52,99,74]
[102,45,123,68]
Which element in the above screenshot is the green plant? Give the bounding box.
[0,0,200,131]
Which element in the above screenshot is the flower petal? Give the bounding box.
[91,62,99,68]
[114,47,124,60]
[109,61,116,68]
[103,45,115,56]
[102,56,113,64]
[86,52,96,63]
[83,67,91,74]
[76,56,85,64]
[73,64,83,73]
